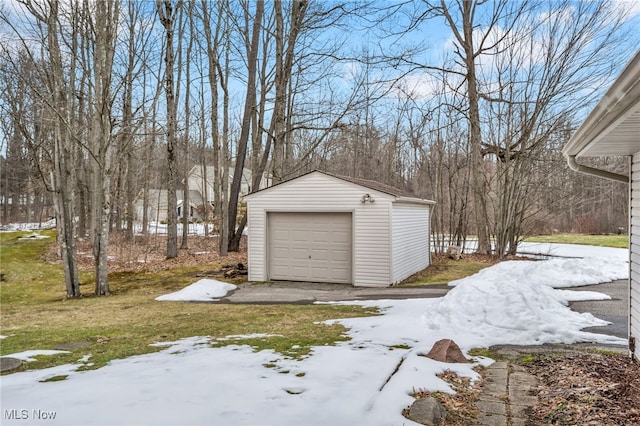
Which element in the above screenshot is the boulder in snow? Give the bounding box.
[424,339,469,363]
[0,357,22,373]
[406,396,446,425]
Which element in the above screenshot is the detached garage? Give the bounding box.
[244,171,436,287]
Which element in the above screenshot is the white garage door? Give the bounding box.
[268,212,352,284]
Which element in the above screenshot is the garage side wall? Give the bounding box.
[631,153,640,360]
[391,203,431,284]
[246,173,394,287]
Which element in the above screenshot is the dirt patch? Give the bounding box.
[526,353,640,425]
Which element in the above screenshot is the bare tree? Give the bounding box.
[427,0,530,254]
[9,0,82,297]
[227,0,264,253]
[270,0,308,183]
[198,0,229,255]
[89,0,120,295]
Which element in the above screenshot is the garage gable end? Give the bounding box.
[244,170,398,203]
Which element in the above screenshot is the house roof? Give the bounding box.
[562,50,640,157]
[321,172,415,198]
[245,170,435,205]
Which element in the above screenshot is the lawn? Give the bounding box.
[525,233,628,248]
[401,254,499,286]
[0,231,376,373]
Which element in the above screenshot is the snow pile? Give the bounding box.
[155,279,237,302]
[423,257,627,347]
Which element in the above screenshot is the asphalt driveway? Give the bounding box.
[220,278,629,340]
[568,279,629,339]
[220,281,451,304]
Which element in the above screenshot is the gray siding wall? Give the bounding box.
[391,203,431,284]
[632,154,640,360]
[246,172,394,287]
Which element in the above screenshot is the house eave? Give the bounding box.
[562,50,640,158]
[394,196,436,206]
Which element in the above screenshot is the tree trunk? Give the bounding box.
[228,0,263,252]
[158,0,180,259]
[460,1,491,255]
[38,0,81,298]
[91,0,118,296]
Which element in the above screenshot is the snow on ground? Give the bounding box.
[0,219,56,232]
[517,241,628,260]
[555,289,612,302]
[0,245,629,425]
[132,221,248,237]
[16,232,51,240]
[3,350,70,362]
[449,256,627,289]
[155,279,237,302]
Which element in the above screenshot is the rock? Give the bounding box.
[406,396,447,425]
[0,357,22,373]
[447,245,462,260]
[425,339,469,363]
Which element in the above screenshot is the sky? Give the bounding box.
[0,243,629,425]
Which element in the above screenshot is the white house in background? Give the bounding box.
[562,50,640,362]
[133,166,271,222]
[244,170,436,287]
[133,189,203,223]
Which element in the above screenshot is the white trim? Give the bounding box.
[563,51,640,157]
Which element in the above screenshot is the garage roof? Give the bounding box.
[245,170,435,205]
[562,50,640,157]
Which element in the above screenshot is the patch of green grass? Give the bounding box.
[401,255,498,286]
[525,233,628,248]
[519,354,536,363]
[467,348,494,358]
[0,231,377,373]
[388,344,412,350]
[40,375,68,383]
[467,347,505,361]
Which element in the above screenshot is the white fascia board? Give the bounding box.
[563,50,640,157]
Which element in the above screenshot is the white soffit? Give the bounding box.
[563,50,640,157]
